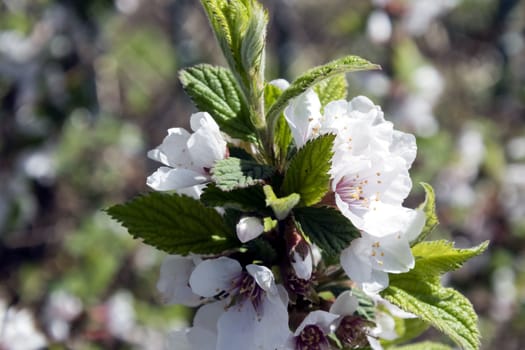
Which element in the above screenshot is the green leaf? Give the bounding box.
[212,157,275,191]
[264,82,283,109]
[266,55,380,141]
[381,241,488,350]
[199,0,242,76]
[382,284,478,350]
[263,185,300,220]
[201,183,267,211]
[265,83,293,168]
[410,241,489,280]
[387,341,453,350]
[411,183,438,246]
[294,206,360,257]
[105,192,237,255]
[313,74,348,110]
[240,1,267,80]
[282,134,335,206]
[199,0,267,107]
[179,64,255,141]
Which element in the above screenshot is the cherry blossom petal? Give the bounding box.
[187,301,225,350]
[340,238,374,284]
[284,89,322,148]
[157,255,202,307]
[329,291,359,316]
[294,310,339,335]
[147,128,191,168]
[188,112,227,170]
[146,167,207,192]
[189,257,242,298]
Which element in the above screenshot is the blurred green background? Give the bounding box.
[0,0,524,349]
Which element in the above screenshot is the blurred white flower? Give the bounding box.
[367,10,392,44]
[403,0,459,36]
[507,136,525,161]
[392,95,439,137]
[21,148,56,183]
[147,112,227,197]
[107,291,136,338]
[360,72,391,98]
[436,127,485,207]
[43,290,83,342]
[0,299,47,350]
[412,65,444,105]
[502,164,525,224]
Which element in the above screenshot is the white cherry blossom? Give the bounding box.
[284,89,323,148]
[340,203,425,294]
[284,90,416,230]
[185,257,291,350]
[284,89,422,293]
[147,112,227,197]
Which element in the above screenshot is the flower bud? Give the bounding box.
[236,216,264,243]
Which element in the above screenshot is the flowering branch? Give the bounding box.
[106,1,488,349]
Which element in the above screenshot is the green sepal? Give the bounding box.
[282,134,335,207]
[105,192,237,255]
[263,217,278,232]
[410,182,438,246]
[212,157,275,191]
[179,64,255,141]
[293,206,360,257]
[263,185,300,220]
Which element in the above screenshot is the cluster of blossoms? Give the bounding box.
[148,83,425,349]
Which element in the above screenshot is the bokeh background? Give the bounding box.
[0,0,524,349]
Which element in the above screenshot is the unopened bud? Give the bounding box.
[236,217,264,243]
